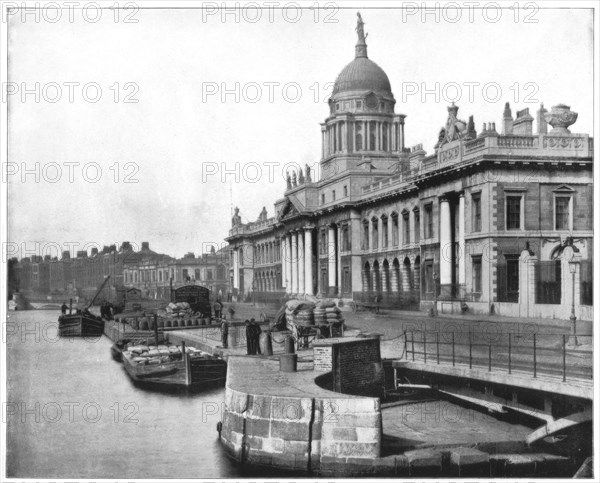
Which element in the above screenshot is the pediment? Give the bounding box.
[278,196,305,221]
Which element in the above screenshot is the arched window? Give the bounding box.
[369,121,377,150]
[382,122,388,151]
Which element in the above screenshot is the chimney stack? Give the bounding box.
[502,102,513,135]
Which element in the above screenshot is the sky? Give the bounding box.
[5,3,595,259]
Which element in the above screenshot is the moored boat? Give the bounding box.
[58,312,105,337]
[120,340,227,390]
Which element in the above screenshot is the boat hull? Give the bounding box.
[58,314,104,337]
[121,349,227,390]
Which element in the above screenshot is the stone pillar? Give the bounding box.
[458,193,466,285]
[298,231,305,295]
[368,219,373,251]
[391,263,399,293]
[281,237,288,291]
[337,224,343,296]
[304,228,314,296]
[439,197,452,286]
[328,225,337,295]
[291,232,298,294]
[519,249,537,318]
[286,234,293,294]
[381,264,389,293]
[233,249,239,289]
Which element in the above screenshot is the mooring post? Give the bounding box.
[469,329,472,369]
[403,330,407,360]
[436,332,440,365]
[452,331,455,366]
[533,333,537,378]
[488,344,492,372]
[508,333,512,374]
[411,331,415,362]
[423,331,427,364]
[563,334,567,382]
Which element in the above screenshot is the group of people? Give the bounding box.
[100,301,114,320]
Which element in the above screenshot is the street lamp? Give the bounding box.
[432,271,439,317]
[569,261,578,346]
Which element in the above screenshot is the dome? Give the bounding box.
[332,56,393,98]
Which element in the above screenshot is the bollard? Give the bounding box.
[563,334,567,382]
[279,353,298,372]
[533,333,537,378]
[508,333,512,374]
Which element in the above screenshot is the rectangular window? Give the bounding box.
[472,193,481,232]
[182,268,189,281]
[425,204,433,239]
[382,217,388,248]
[343,185,348,197]
[392,215,399,246]
[320,229,327,255]
[403,213,410,245]
[555,196,571,230]
[424,261,434,294]
[472,256,482,293]
[342,224,350,252]
[321,193,325,205]
[207,269,213,280]
[506,195,522,230]
[414,210,420,243]
[342,267,351,293]
[332,190,336,201]
[195,269,200,280]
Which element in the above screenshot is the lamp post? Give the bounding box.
[569,260,578,346]
[432,271,439,317]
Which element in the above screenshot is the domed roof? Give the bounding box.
[332,56,393,97]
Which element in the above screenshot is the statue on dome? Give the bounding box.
[291,171,297,187]
[232,207,242,227]
[356,12,368,43]
[298,168,305,185]
[286,172,292,190]
[306,164,312,183]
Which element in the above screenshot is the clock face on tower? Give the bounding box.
[365,92,378,109]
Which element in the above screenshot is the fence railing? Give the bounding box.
[403,329,592,383]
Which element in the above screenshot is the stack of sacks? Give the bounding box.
[314,300,341,325]
[284,299,315,330]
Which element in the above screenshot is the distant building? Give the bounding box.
[226,17,593,320]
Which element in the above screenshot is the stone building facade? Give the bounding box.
[226,17,593,320]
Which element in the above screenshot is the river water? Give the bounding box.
[5,310,243,479]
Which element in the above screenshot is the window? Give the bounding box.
[356,100,362,109]
[355,122,362,150]
[195,269,200,280]
[414,209,420,243]
[424,260,434,294]
[506,195,522,230]
[332,190,336,201]
[182,268,189,281]
[372,217,379,250]
[403,212,410,245]
[342,267,351,293]
[341,224,351,251]
[381,216,388,248]
[320,229,327,255]
[472,193,481,232]
[555,196,571,230]
[472,256,482,293]
[369,121,376,150]
[382,122,388,151]
[343,185,348,197]
[207,269,213,280]
[391,213,399,246]
[425,204,433,239]
[363,220,370,250]
[321,193,325,205]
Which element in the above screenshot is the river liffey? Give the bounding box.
[5,310,243,479]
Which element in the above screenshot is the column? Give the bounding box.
[439,197,452,286]
[233,250,239,289]
[458,194,466,285]
[281,237,288,291]
[286,234,293,294]
[328,225,337,295]
[337,225,343,295]
[291,233,298,294]
[304,228,314,296]
[298,231,305,294]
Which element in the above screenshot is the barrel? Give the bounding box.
[260,331,273,356]
[227,329,237,348]
[284,335,295,354]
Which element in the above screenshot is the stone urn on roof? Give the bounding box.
[544,104,578,135]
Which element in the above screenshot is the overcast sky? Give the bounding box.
[6,3,594,259]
